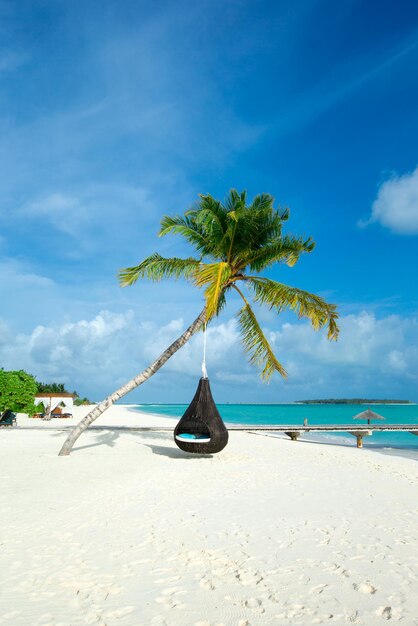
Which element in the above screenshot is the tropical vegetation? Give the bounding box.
[0,369,38,414]
[37,381,91,405]
[0,370,91,417]
[37,382,69,394]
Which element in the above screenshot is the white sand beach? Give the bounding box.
[1,405,417,625]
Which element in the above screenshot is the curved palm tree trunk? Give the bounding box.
[58,307,206,456]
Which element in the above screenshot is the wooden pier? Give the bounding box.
[225,424,418,448]
[84,423,418,448]
[17,423,418,448]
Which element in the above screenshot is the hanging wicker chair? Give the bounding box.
[174,377,228,454]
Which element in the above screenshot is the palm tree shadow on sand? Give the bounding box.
[52,428,212,458]
[72,431,121,451]
[50,429,123,452]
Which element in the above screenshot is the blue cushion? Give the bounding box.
[176,433,211,441]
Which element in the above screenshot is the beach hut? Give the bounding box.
[352,408,385,425]
[34,393,74,419]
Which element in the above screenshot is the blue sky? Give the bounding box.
[1,0,418,402]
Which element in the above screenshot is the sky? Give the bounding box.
[1,0,418,403]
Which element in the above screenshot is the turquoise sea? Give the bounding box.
[135,403,418,454]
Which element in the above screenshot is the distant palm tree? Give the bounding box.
[37,382,67,393]
[59,190,338,455]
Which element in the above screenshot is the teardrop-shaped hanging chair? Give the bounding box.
[174,376,228,454]
[174,323,228,454]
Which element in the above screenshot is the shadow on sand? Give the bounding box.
[141,443,213,459]
[50,428,213,459]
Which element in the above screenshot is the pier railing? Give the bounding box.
[79,422,418,448]
[225,424,418,448]
[88,423,418,448]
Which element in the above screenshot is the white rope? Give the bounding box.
[202,322,208,378]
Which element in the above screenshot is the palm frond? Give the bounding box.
[248,193,288,223]
[249,192,274,213]
[238,235,315,272]
[158,214,213,255]
[193,262,232,320]
[118,254,200,286]
[237,301,287,380]
[247,277,339,340]
[194,194,228,229]
[186,197,226,250]
[225,189,246,213]
[226,193,289,260]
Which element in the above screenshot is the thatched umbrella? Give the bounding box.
[352,408,385,425]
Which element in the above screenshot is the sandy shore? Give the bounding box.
[1,405,417,625]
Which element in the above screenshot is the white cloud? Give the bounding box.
[272,312,403,366]
[360,166,418,234]
[0,258,57,333]
[0,257,54,288]
[21,193,87,237]
[1,310,136,392]
[143,318,241,376]
[267,311,418,402]
[388,349,407,371]
[18,184,152,244]
[1,309,417,402]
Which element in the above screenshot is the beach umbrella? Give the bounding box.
[352,408,385,425]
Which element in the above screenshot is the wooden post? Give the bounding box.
[285,431,301,441]
[349,430,371,448]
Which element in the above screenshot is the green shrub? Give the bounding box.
[0,369,38,414]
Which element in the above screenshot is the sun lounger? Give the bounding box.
[0,410,17,427]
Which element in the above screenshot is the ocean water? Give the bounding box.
[135,403,418,453]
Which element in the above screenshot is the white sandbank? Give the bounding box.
[1,404,417,625]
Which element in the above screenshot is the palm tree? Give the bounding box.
[58,190,338,456]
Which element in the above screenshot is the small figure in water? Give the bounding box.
[303,418,308,426]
